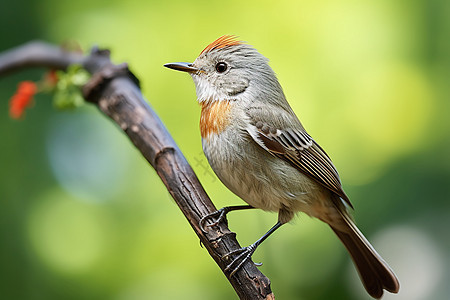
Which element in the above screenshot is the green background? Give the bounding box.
[1,0,449,299]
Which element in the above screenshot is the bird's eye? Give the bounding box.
[215,62,228,73]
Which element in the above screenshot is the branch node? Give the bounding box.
[82,62,140,103]
[90,45,111,57]
[154,146,176,167]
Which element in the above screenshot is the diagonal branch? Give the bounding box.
[0,42,274,300]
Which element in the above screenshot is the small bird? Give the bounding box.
[165,35,399,299]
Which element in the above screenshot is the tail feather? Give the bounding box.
[330,212,400,299]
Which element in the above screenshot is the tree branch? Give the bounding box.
[0,42,274,300]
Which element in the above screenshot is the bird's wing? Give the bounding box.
[246,112,351,207]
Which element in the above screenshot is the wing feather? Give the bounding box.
[248,122,352,207]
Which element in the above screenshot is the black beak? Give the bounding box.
[164,62,198,73]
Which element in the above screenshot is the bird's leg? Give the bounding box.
[200,205,254,233]
[222,221,283,277]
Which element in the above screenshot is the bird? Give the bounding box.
[164,35,400,299]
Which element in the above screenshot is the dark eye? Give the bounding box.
[215,62,228,73]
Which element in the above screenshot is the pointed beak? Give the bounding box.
[164,62,199,73]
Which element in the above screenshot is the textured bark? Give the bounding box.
[0,42,273,300]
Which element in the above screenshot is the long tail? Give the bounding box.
[330,211,400,299]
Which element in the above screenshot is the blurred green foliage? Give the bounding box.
[52,65,90,109]
[1,0,449,299]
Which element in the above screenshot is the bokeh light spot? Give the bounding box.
[46,110,132,203]
[27,189,111,275]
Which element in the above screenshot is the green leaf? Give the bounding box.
[53,64,90,110]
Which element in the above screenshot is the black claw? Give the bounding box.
[220,221,282,277]
[199,205,255,234]
[199,208,228,233]
[221,247,246,260]
[222,244,258,277]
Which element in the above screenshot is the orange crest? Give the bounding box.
[200,35,242,55]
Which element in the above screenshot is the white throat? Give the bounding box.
[191,75,225,103]
[191,74,249,103]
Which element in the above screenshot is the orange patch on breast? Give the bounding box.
[200,100,233,139]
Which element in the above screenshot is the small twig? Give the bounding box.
[0,42,274,300]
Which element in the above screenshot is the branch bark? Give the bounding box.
[0,42,274,300]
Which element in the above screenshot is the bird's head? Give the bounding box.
[165,35,282,104]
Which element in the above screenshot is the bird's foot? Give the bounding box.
[222,243,262,277]
[199,207,229,233]
[199,205,255,233]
